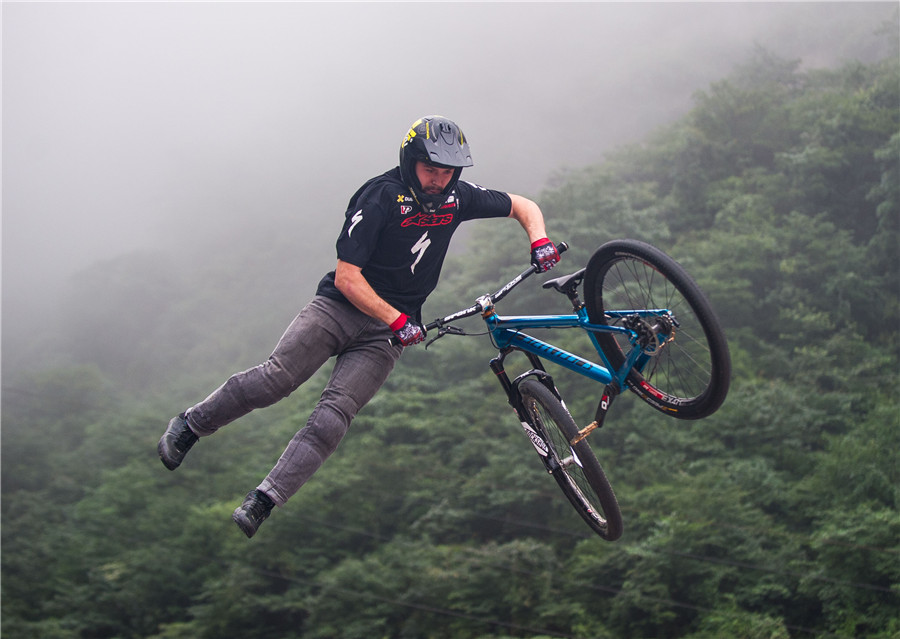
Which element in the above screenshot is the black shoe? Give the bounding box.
[158,413,199,471]
[232,490,275,538]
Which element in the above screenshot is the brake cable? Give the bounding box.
[425,325,487,349]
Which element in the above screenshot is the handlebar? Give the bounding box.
[388,242,568,347]
[425,241,569,332]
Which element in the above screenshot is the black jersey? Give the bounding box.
[316,167,512,317]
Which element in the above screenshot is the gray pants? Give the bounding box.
[186,296,402,506]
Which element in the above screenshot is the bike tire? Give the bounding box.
[584,239,731,420]
[517,378,623,541]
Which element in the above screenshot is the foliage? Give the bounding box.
[3,44,899,638]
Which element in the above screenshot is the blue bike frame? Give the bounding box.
[421,244,673,406]
[485,305,669,392]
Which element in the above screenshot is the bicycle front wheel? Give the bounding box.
[518,378,623,541]
[584,239,731,420]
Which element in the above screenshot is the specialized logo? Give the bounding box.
[347,209,364,237]
[410,232,431,274]
[401,212,453,228]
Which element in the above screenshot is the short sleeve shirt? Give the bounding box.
[316,167,512,317]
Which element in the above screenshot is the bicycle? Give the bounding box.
[413,239,731,541]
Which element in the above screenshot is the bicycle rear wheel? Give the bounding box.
[584,239,731,420]
[517,378,623,541]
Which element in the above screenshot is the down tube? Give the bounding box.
[498,330,614,385]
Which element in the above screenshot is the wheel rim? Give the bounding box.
[600,256,715,404]
[524,397,609,530]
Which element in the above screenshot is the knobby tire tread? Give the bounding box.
[518,379,623,541]
[584,239,731,420]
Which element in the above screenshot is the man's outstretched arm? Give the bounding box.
[508,193,548,243]
[508,193,560,272]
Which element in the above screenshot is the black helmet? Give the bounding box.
[399,116,473,213]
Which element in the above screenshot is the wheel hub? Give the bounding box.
[624,313,676,355]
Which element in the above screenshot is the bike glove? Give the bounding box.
[390,313,426,346]
[530,238,560,273]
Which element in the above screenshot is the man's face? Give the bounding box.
[415,161,455,195]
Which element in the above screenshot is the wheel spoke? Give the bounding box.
[585,240,730,419]
[520,380,622,541]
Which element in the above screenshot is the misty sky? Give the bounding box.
[3,2,896,338]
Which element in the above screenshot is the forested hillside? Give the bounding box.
[3,44,898,638]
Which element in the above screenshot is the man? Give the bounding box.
[158,115,560,538]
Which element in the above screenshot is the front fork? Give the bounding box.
[489,347,551,406]
[490,347,618,450]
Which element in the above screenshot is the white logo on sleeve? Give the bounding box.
[347,209,364,237]
[410,232,431,274]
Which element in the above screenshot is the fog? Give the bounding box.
[3,2,895,354]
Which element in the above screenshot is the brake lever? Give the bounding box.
[425,325,466,349]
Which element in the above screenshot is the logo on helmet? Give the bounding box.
[402,119,423,148]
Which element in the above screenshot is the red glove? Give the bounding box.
[530,238,560,272]
[390,313,426,346]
